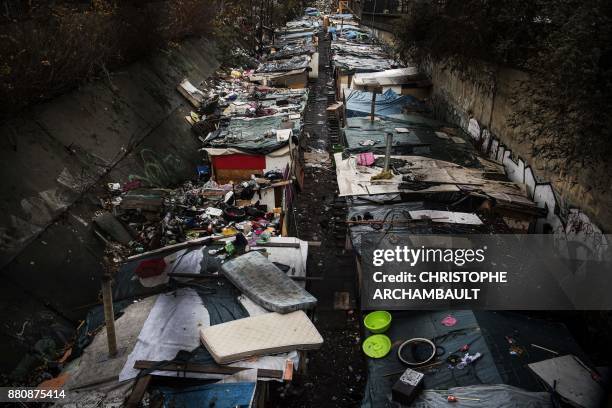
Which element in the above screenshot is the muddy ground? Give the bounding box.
[268,32,367,408]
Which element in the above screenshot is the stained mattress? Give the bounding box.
[200,310,323,364]
[221,251,317,313]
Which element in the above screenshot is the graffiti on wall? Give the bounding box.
[129,148,186,187]
[465,116,605,251]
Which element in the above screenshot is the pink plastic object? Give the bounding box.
[441,315,457,327]
[357,152,375,166]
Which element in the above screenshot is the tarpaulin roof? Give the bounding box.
[346,202,495,255]
[284,19,320,30]
[361,310,590,407]
[342,116,481,166]
[267,44,316,60]
[256,55,311,73]
[333,54,396,72]
[203,115,301,155]
[331,42,389,58]
[158,382,256,408]
[352,67,424,87]
[345,88,421,118]
[343,119,424,152]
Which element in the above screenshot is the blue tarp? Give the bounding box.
[346,89,423,118]
[159,382,256,408]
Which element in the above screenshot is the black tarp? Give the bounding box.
[256,55,310,73]
[361,310,590,407]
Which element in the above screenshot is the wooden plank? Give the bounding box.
[126,237,210,261]
[215,168,261,185]
[252,242,301,248]
[134,360,284,379]
[333,291,351,310]
[126,235,235,262]
[167,272,220,279]
[166,272,322,282]
[282,360,294,381]
[126,375,152,408]
[260,179,293,189]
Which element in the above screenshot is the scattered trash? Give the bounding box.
[441,315,457,327]
[356,152,375,166]
[392,368,424,405]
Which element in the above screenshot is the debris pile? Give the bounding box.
[44,9,330,408]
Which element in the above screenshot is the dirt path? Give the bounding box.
[269,32,367,408]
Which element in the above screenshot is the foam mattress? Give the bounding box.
[221,251,317,313]
[200,310,323,364]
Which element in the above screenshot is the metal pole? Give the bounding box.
[370,91,377,123]
[101,273,117,357]
[383,132,393,172]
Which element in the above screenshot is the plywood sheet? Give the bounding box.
[528,355,605,408]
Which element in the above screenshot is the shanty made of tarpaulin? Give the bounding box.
[331,42,390,59]
[342,116,480,166]
[256,55,311,74]
[351,67,426,88]
[203,115,301,155]
[360,310,592,408]
[305,7,319,16]
[333,53,396,72]
[267,43,316,60]
[345,89,426,118]
[285,18,320,30]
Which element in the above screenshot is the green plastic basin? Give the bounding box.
[364,310,392,333]
[362,334,392,358]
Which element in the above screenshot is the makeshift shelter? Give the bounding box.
[351,68,431,98]
[249,69,309,89]
[58,237,318,407]
[345,89,427,118]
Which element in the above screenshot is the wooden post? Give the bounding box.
[342,89,347,127]
[370,91,377,123]
[383,132,393,172]
[101,273,117,357]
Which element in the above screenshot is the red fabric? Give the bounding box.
[135,258,166,278]
[212,154,265,170]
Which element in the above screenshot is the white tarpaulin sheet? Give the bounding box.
[408,210,483,225]
[119,288,210,382]
[413,385,553,408]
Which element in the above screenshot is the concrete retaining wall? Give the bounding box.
[0,37,219,373]
[426,62,607,240]
[367,24,610,240]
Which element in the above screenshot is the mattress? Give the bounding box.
[221,251,317,313]
[200,310,323,364]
